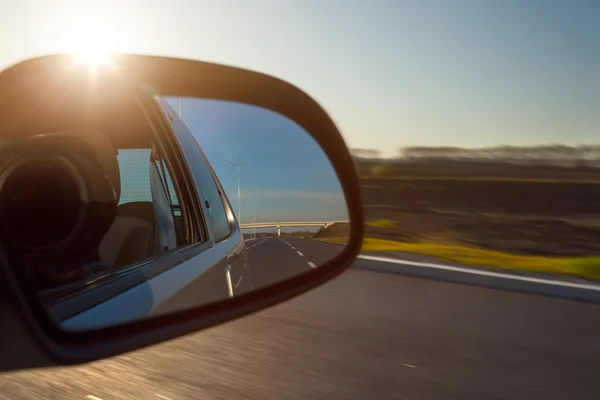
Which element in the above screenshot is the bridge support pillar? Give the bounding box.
[277,226,281,236]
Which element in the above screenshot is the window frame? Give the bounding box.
[151,153,184,244]
[143,97,208,245]
[155,98,234,243]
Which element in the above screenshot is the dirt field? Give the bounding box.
[356,160,600,257]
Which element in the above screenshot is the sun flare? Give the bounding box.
[67,21,116,68]
[73,50,112,68]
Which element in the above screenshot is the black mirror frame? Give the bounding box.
[0,54,364,368]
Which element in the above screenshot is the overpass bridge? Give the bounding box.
[240,221,348,236]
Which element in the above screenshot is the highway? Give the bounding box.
[2,239,600,399]
[245,237,344,289]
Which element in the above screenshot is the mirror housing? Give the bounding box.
[0,54,364,369]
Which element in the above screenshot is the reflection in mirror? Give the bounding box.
[0,95,349,331]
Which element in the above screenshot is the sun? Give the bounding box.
[74,50,112,68]
[67,21,116,68]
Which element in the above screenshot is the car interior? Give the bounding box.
[0,68,189,290]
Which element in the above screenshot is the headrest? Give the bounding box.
[63,129,121,202]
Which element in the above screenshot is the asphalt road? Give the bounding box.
[245,237,344,289]
[2,240,600,399]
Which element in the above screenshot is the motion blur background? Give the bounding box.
[2,1,600,399]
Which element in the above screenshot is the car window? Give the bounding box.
[185,148,231,242]
[156,98,232,242]
[204,157,235,241]
[203,161,231,241]
[118,149,152,205]
[111,148,186,262]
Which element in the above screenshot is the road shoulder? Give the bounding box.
[355,251,600,304]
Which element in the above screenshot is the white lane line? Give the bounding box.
[358,255,600,291]
[86,396,104,400]
[156,395,173,400]
[246,247,249,250]
[235,274,243,288]
[402,363,418,369]
[296,251,304,256]
[307,261,317,269]
[291,246,296,250]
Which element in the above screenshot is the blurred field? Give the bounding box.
[359,159,600,256]
[317,158,600,279]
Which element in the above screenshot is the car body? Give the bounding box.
[44,97,250,330]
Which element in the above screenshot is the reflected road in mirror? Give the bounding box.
[166,96,350,293]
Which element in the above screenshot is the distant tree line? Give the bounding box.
[350,148,381,159]
[397,145,600,166]
[350,145,600,168]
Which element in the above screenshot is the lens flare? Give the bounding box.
[73,50,112,68]
[67,20,116,70]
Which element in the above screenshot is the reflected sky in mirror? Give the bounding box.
[164,97,348,225]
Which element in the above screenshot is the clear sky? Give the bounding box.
[1,0,599,158]
[163,97,348,223]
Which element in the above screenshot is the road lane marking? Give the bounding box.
[402,363,418,369]
[297,251,304,256]
[86,396,104,400]
[291,246,296,249]
[358,255,600,291]
[307,261,317,268]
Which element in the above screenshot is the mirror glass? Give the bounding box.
[0,95,349,331]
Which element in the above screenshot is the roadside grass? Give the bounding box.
[313,237,349,244]
[314,237,600,280]
[361,238,600,280]
[359,176,600,184]
[366,219,396,228]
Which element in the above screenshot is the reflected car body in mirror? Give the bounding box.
[0,54,363,368]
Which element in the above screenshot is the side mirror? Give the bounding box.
[0,54,363,369]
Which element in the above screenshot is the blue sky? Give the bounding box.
[163,97,348,224]
[1,0,599,159]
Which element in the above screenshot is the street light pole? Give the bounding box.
[223,161,252,225]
